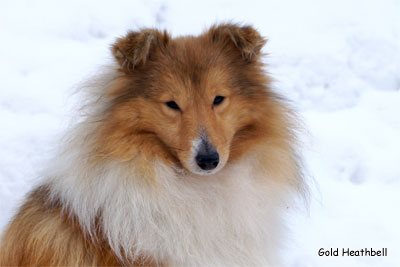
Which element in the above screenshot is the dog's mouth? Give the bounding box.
[177,162,226,177]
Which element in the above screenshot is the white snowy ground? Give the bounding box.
[1,0,399,266]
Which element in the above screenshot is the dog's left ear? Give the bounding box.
[208,24,266,61]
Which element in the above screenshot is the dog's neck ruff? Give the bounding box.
[45,144,291,266]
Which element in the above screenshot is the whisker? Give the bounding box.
[166,146,186,152]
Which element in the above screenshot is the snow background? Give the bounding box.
[1,0,399,266]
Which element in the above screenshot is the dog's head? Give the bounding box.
[95,24,284,176]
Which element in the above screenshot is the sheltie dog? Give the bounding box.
[0,23,305,266]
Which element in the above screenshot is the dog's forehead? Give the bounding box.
[159,63,230,98]
[170,35,226,64]
[156,38,230,88]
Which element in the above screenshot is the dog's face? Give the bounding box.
[145,64,239,175]
[96,24,278,176]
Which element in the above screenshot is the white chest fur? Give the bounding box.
[46,152,291,266]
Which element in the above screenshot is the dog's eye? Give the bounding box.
[166,101,180,110]
[213,96,225,105]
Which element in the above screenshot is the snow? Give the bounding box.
[1,0,399,266]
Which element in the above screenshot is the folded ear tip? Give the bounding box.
[111,29,169,72]
[208,23,266,61]
[111,46,123,59]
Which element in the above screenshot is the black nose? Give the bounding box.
[196,152,219,170]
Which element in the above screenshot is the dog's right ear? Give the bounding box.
[111,29,170,72]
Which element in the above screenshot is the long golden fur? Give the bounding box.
[0,23,305,266]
